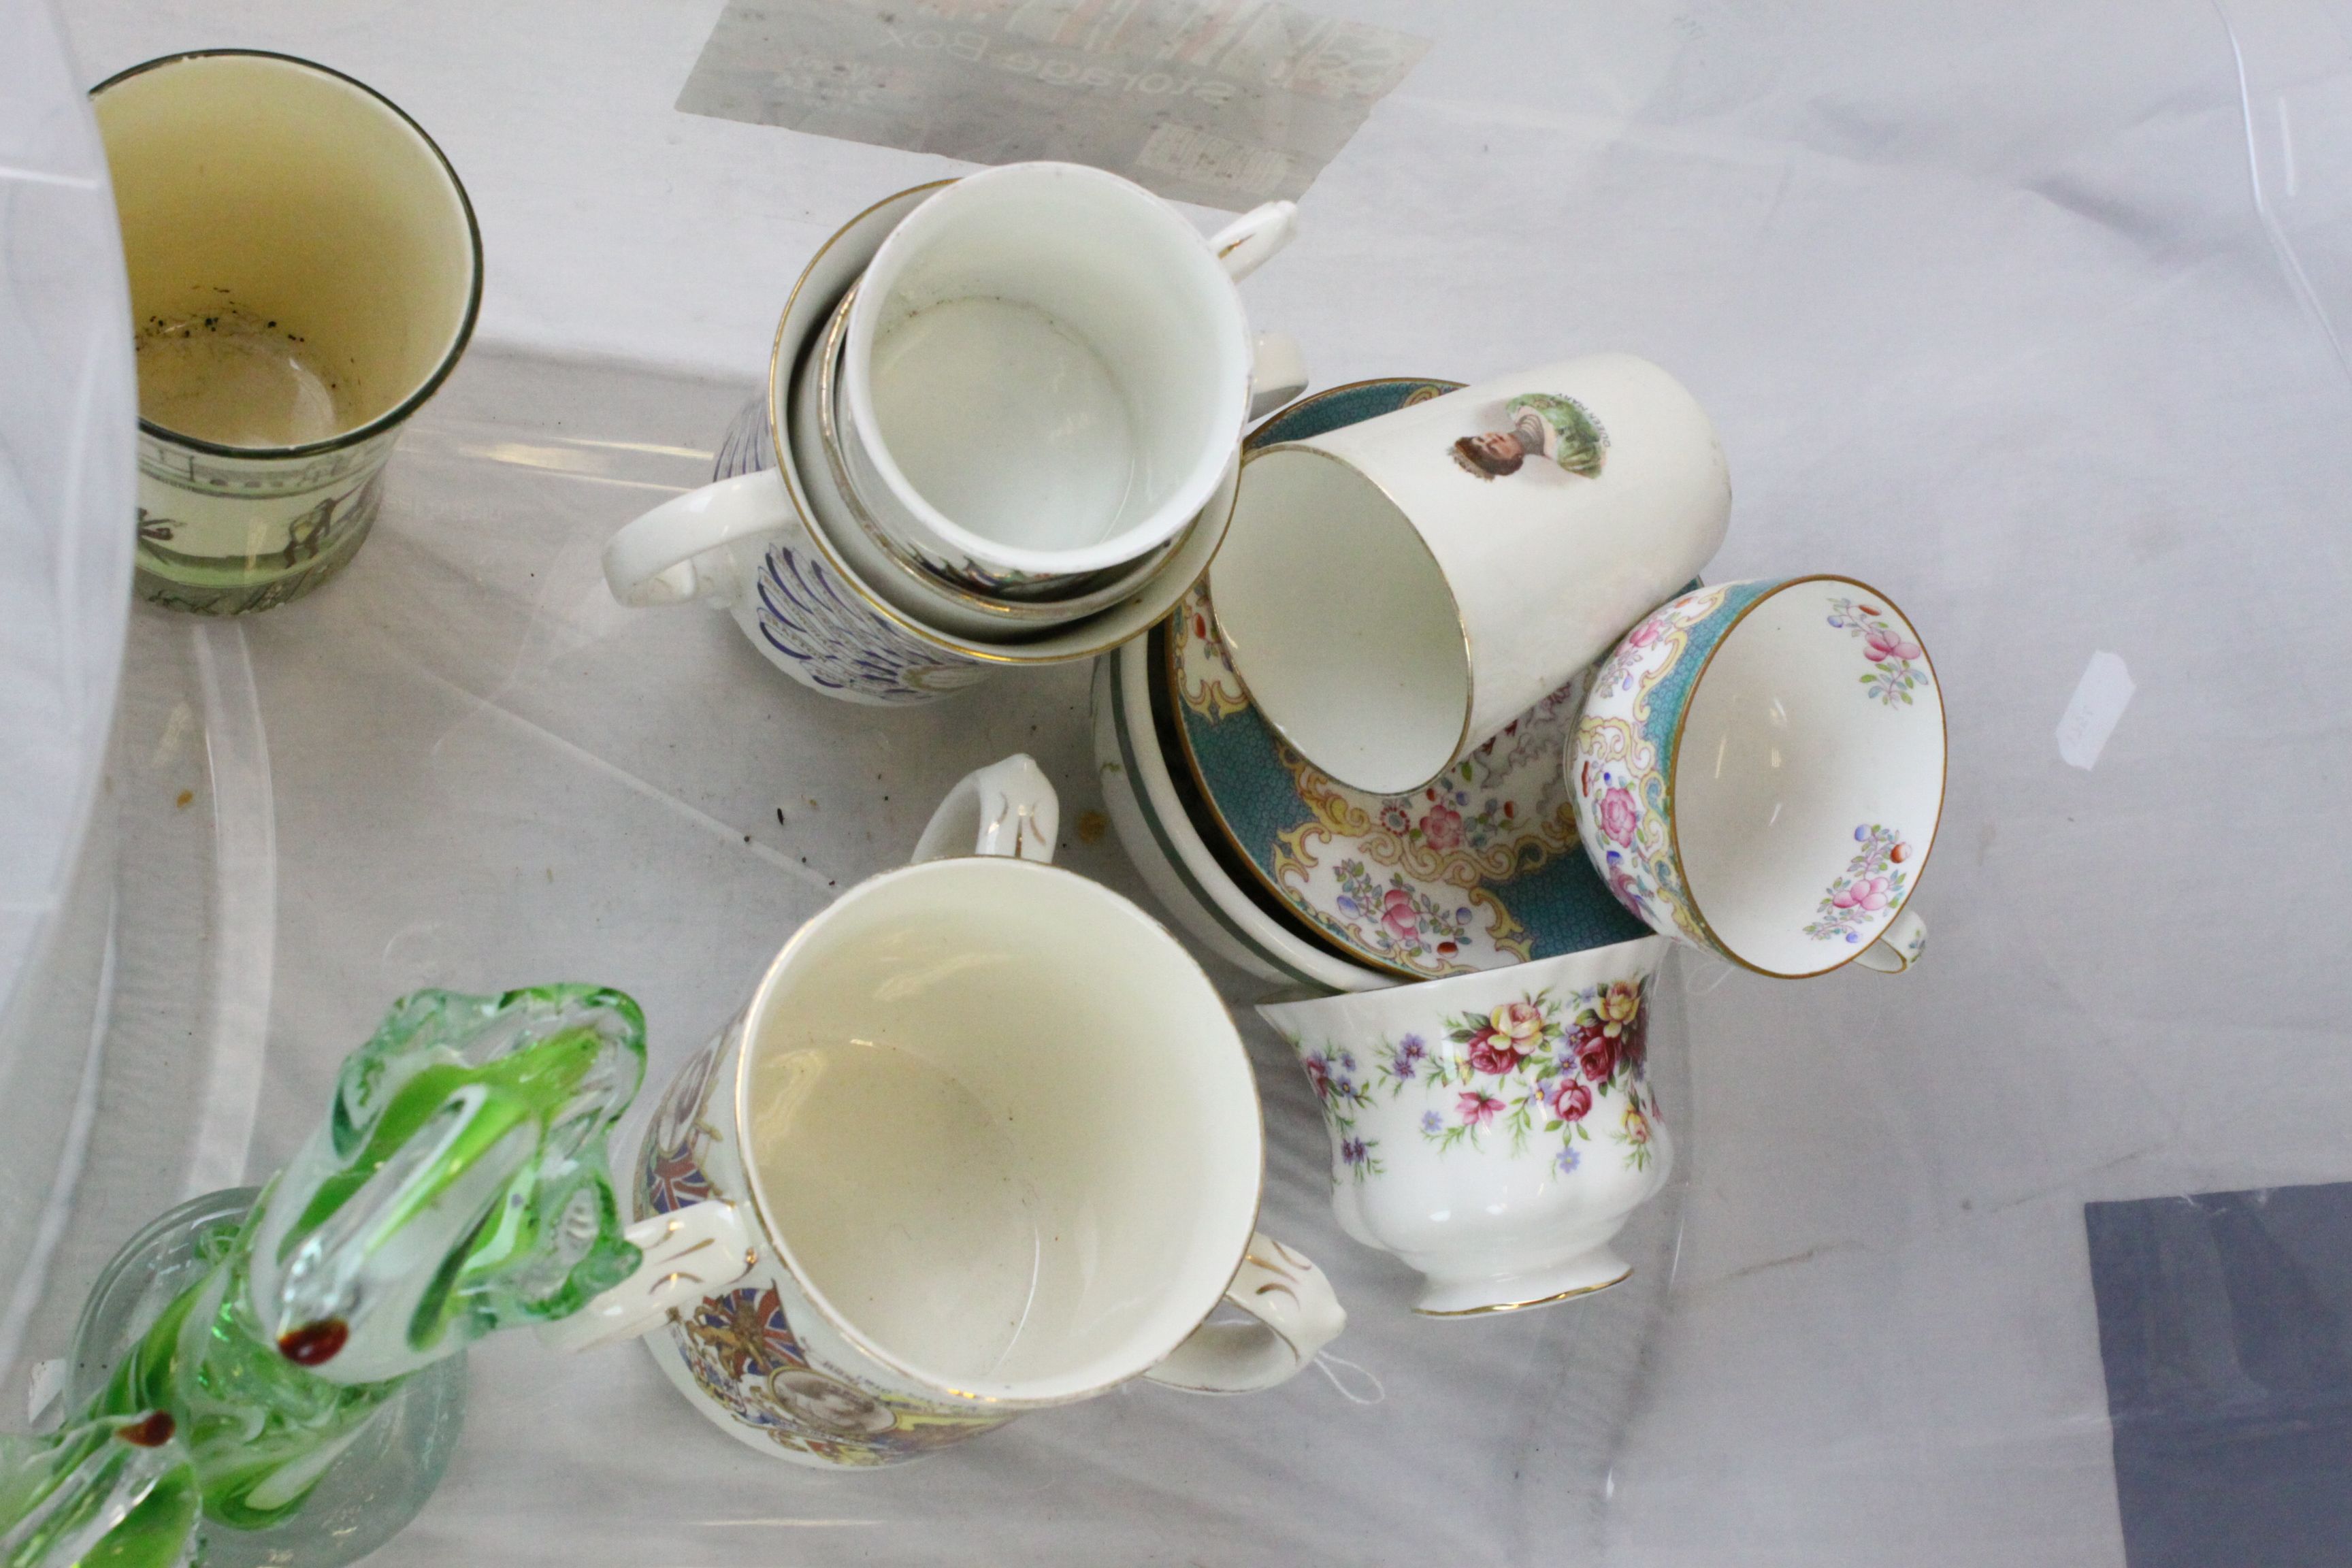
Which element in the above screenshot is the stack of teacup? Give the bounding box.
[602,169,1947,1326]
[1146,359,1948,1318]
[602,165,1307,704]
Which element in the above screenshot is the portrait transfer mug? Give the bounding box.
[1209,353,1730,794]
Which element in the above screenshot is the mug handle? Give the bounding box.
[911,753,1060,865]
[1207,201,1298,282]
[536,1200,758,1353]
[1143,1233,1345,1394]
[601,467,790,608]
[1853,908,1928,974]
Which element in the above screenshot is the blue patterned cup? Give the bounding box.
[1569,576,1944,977]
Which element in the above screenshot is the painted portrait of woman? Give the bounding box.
[1452,392,1610,480]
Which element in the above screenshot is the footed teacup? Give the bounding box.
[1259,936,1672,1316]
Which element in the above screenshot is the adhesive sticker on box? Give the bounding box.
[676,0,1430,209]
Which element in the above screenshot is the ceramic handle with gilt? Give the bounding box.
[1142,1233,1346,1394]
[911,753,1059,865]
[536,1202,757,1353]
[1852,909,1927,974]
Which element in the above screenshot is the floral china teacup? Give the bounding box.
[1259,936,1673,1316]
[1570,576,1942,977]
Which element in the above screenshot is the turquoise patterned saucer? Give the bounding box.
[1150,378,1652,983]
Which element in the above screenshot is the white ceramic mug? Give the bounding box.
[1260,936,1673,1317]
[800,282,1175,635]
[544,755,1345,1467]
[94,50,480,616]
[1209,354,1731,794]
[836,161,1296,602]
[1569,576,1943,977]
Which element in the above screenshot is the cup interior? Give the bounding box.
[95,52,478,451]
[739,857,1262,1402]
[845,163,1247,566]
[804,292,1173,628]
[1673,578,1944,975]
[1208,446,1471,795]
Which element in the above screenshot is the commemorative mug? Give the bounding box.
[543,755,1345,1467]
[834,161,1298,604]
[1570,576,1944,977]
[1260,935,1673,1316]
[93,50,480,615]
[1209,354,1730,794]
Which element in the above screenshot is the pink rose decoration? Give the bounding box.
[1863,627,1922,663]
[1420,802,1464,851]
[1546,1079,1592,1124]
[1379,888,1420,942]
[1597,785,1639,847]
[1457,1090,1503,1127]
[1832,875,1892,913]
[1627,617,1665,650]
[1573,1024,1620,1085]
[1465,1030,1529,1077]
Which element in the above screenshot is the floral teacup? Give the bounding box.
[1260,936,1672,1316]
[1570,576,1942,977]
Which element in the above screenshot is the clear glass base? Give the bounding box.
[64,1188,468,1568]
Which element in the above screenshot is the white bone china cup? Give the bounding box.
[801,282,1177,634]
[543,755,1345,1467]
[1210,353,1730,794]
[837,162,1298,602]
[1569,576,1943,977]
[1260,935,1673,1316]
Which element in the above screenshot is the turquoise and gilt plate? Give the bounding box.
[1148,378,1654,983]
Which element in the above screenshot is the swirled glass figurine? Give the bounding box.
[1,985,647,1567]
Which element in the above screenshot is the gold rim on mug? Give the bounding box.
[725,853,1271,1405]
[1213,438,1480,796]
[1659,572,1948,979]
[91,48,485,462]
[811,280,1186,625]
[759,182,1235,666]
